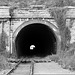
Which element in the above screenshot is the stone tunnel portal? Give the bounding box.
[15,23,57,58]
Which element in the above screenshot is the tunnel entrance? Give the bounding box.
[15,23,57,58]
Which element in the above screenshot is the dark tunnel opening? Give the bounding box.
[15,23,57,58]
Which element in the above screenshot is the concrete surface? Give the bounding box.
[34,61,75,74]
[1,61,75,75]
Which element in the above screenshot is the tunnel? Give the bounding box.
[15,23,57,58]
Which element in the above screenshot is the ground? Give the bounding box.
[34,62,75,74]
[0,61,75,75]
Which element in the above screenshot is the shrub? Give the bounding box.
[0,54,11,70]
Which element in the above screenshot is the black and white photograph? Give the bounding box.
[0,0,75,75]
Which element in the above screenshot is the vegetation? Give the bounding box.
[58,44,75,71]
[51,8,67,52]
[0,54,11,71]
[50,6,75,71]
[0,0,75,71]
[0,0,75,7]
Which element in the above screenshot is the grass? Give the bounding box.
[0,54,12,71]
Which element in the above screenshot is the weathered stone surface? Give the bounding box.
[0,6,10,18]
[13,8,51,18]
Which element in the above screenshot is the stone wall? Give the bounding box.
[0,6,75,58]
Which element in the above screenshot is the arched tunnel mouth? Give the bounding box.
[15,23,57,58]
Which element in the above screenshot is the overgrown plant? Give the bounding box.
[51,8,75,71]
[51,8,67,52]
